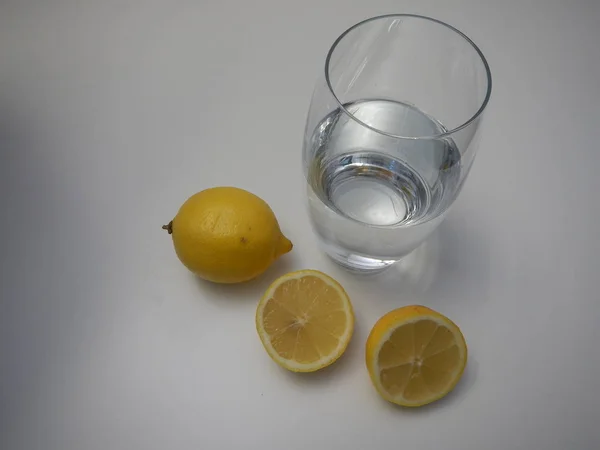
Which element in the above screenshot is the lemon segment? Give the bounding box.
[256,270,354,372]
[366,305,467,407]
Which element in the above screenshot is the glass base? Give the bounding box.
[320,241,399,274]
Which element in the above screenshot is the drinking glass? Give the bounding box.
[303,14,492,272]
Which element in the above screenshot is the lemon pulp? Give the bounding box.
[366,305,467,407]
[256,270,354,372]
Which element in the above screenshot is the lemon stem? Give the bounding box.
[162,221,173,234]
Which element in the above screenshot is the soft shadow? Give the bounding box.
[190,252,299,303]
[423,215,492,309]
[378,356,479,415]
[336,212,492,311]
[280,324,360,388]
[321,230,443,319]
[368,228,441,297]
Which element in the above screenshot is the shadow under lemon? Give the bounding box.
[375,356,480,415]
[189,251,300,305]
[183,213,486,411]
[276,324,360,389]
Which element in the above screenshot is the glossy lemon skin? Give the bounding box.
[169,187,292,283]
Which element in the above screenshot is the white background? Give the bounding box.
[1,1,599,449]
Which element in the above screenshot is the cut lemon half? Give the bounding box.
[256,270,354,372]
[366,305,467,407]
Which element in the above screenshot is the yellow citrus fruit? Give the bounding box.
[256,270,354,372]
[366,305,467,407]
[163,187,292,283]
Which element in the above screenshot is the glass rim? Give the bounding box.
[324,14,493,140]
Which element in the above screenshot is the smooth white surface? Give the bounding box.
[1,1,599,449]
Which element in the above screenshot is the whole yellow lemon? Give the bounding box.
[163,187,293,283]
